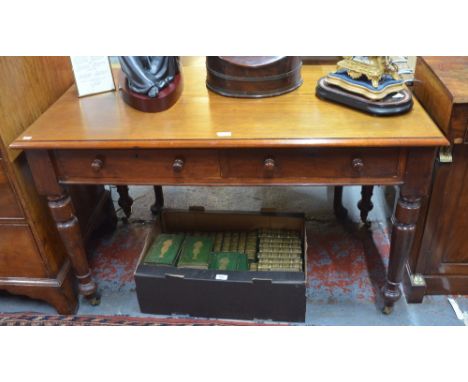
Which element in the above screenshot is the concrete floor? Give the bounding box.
[0,185,467,325]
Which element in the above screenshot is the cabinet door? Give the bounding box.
[440,148,468,264]
[422,145,468,274]
[0,224,47,277]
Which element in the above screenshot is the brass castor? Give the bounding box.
[382,305,393,315]
[86,291,101,306]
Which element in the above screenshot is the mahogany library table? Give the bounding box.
[11,63,448,314]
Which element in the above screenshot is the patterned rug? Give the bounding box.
[89,219,391,303]
[0,312,284,326]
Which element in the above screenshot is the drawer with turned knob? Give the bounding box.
[52,147,403,185]
[172,158,185,173]
[91,157,104,172]
[351,158,365,173]
[53,149,221,184]
[221,148,403,184]
[263,157,276,177]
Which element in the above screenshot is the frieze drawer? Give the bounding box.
[54,149,222,184]
[220,148,404,183]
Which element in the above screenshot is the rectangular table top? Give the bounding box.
[11,62,447,150]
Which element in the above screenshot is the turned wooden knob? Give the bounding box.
[172,158,184,172]
[91,158,104,172]
[352,158,364,172]
[264,158,276,173]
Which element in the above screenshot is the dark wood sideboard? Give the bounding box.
[0,57,116,314]
[404,56,468,301]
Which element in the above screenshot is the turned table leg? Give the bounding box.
[333,186,348,220]
[26,150,100,305]
[382,196,421,314]
[47,193,98,302]
[151,186,165,214]
[381,148,436,314]
[357,186,374,225]
[116,185,133,219]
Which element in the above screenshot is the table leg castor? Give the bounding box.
[382,305,393,315]
[85,291,101,306]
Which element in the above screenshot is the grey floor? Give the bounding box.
[0,185,467,325]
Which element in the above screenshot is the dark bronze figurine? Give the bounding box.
[118,56,183,112]
[118,56,180,98]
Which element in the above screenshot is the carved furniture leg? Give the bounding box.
[151,185,165,214]
[381,148,436,314]
[26,150,100,305]
[333,186,348,220]
[357,185,374,225]
[116,185,133,219]
[382,196,421,314]
[47,193,99,304]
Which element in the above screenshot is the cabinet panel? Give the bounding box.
[441,146,468,263]
[0,159,24,219]
[420,145,468,273]
[0,224,47,278]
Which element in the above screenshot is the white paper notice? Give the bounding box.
[70,56,115,97]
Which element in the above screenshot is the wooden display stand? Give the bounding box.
[316,77,413,116]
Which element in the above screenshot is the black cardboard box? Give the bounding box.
[134,209,307,322]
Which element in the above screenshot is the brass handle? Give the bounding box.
[264,158,276,173]
[172,158,184,172]
[352,158,364,172]
[91,158,104,172]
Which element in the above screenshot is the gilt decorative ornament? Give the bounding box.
[316,56,413,116]
[337,56,400,87]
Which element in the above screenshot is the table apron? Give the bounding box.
[51,147,406,186]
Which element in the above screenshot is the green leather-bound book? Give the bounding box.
[210,252,249,271]
[236,253,249,271]
[210,252,238,271]
[177,236,213,269]
[143,234,185,266]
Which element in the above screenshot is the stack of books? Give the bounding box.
[142,228,303,272]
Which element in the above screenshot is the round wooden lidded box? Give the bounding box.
[206,56,303,98]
